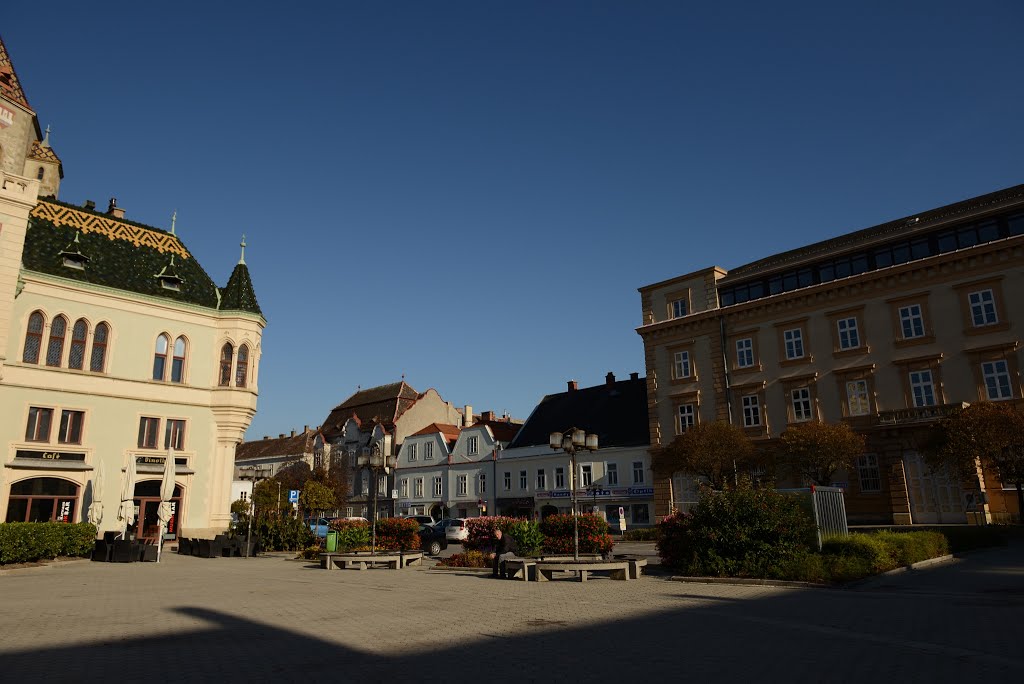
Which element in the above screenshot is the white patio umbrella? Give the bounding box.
[155,447,176,562]
[87,466,104,528]
[117,453,137,539]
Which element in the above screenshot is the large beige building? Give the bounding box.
[0,35,264,539]
[638,185,1024,525]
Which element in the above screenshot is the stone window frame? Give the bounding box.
[775,317,812,368]
[966,342,1021,402]
[833,364,877,424]
[672,390,700,436]
[826,306,869,358]
[732,380,768,437]
[953,277,1010,336]
[856,454,882,492]
[667,340,698,385]
[665,288,691,321]
[730,328,763,375]
[895,354,945,409]
[886,292,935,348]
[781,373,819,426]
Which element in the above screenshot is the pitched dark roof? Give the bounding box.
[320,381,420,440]
[411,423,462,439]
[220,262,262,315]
[25,199,221,309]
[236,429,318,462]
[474,419,522,443]
[507,377,649,450]
[0,34,31,111]
[721,183,1024,284]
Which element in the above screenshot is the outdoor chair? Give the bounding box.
[112,540,136,563]
[177,538,192,555]
[91,540,113,562]
[211,535,230,557]
[139,543,158,562]
[191,538,202,556]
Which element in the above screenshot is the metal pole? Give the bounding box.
[371,468,378,556]
[245,498,253,558]
[571,450,579,562]
[277,482,281,513]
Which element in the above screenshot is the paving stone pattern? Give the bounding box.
[0,542,1022,683]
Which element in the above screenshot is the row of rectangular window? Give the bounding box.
[718,211,1024,306]
[25,409,187,450]
[396,463,646,497]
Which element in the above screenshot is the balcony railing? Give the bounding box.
[877,402,968,426]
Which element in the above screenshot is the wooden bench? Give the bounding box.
[319,551,423,570]
[534,560,632,582]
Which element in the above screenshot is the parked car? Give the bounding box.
[306,517,332,538]
[417,523,448,556]
[435,518,469,542]
[404,515,435,526]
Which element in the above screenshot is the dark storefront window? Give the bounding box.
[129,481,183,542]
[6,477,79,523]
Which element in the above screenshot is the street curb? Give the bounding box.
[0,557,90,574]
[429,565,491,573]
[669,576,826,589]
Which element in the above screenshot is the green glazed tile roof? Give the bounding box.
[220,263,262,315]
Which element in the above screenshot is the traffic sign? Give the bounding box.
[288,489,300,504]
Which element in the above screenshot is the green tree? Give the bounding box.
[275,461,312,491]
[778,421,865,486]
[654,421,754,490]
[923,402,1024,521]
[251,479,289,516]
[299,480,335,516]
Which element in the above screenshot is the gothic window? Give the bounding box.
[37,166,44,181]
[69,319,88,370]
[46,315,67,367]
[171,336,186,383]
[153,334,169,380]
[23,311,44,364]
[219,343,234,386]
[236,345,249,387]
[90,322,109,372]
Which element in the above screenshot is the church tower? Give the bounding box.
[0,34,62,198]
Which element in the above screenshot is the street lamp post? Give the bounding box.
[357,445,397,556]
[549,428,599,561]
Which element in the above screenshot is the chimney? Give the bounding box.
[630,372,639,381]
[568,380,578,392]
[481,410,495,422]
[263,435,270,440]
[278,433,285,439]
[606,372,616,386]
[304,425,310,433]
[106,197,125,219]
[290,429,296,437]
[463,405,473,427]
[84,200,96,211]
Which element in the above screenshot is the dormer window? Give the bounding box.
[62,255,86,270]
[155,255,185,291]
[59,232,90,271]
[160,277,182,292]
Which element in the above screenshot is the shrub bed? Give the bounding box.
[231,515,314,551]
[622,527,660,542]
[437,551,492,568]
[464,516,520,551]
[372,517,420,551]
[329,518,371,551]
[0,522,97,565]
[540,514,614,555]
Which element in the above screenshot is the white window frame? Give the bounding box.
[457,474,468,496]
[736,338,753,368]
[555,467,565,489]
[414,478,424,498]
[673,350,691,379]
[606,462,618,485]
[632,461,644,484]
[968,289,998,327]
[361,472,370,495]
[671,298,687,319]
[432,476,442,498]
[742,394,761,427]
[536,469,546,490]
[400,478,409,498]
[909,370,936,407]
[791,387,813,422]
[837,317,860,350]
[467,436,478,455]
[519,470,527,490]
[424,441,433,460]
[846,379,871,416]
[408,443,417,461]
[783,328,804,360]
[982,360,1013,400]
[503,471,511,491]
[479,473,486,494]
[677,403,695,434]
[378,474,387,495]
[899,304,925,339]
[581,464,593,487]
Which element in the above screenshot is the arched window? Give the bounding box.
[46,315,67,367]
[171,336,186,383]
[219,343,234,386]
[90,322,109,372]
[235,344,249,387]
[23,311,44,363]
[5,477,79,523]
[37,166,45,181]
[153,334,169,381]
[69,319,88,370]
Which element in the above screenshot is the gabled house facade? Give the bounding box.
[234,426,330,482]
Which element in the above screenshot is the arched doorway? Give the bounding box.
[5,477,80,523]
[129,481,183,543]
[429,503,445,521]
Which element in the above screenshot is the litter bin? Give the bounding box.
[325,530,338,553]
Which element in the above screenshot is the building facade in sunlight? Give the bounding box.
[638,185,1024,524]
[0,34,265,539]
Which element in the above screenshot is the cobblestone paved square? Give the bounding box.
[1,544,1022,683]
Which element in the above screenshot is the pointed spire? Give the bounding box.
[239,234,247,265]
[42,124,51,147]
[170,210,177,235]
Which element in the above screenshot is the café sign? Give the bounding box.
[136,456,188,466]
[16,449,86,461]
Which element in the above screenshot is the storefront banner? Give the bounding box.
[536,487,654,500]
[16,449,86,461]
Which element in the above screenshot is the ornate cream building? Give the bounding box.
[638,185,1024,525]
[0,34,264,539]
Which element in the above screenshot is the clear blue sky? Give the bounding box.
[5,2,1024,439]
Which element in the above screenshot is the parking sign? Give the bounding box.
[288,489,300,504]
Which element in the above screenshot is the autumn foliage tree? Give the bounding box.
[655,421,755,490]
[923,402,1024,521]
[779,421,865,487]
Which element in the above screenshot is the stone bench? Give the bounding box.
[503,558,537,581]
[534,560,632,582]
[319,551,423,570]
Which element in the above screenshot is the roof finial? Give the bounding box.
[170,210,177,235]
[42,125,51,147]
[239,234,247,265]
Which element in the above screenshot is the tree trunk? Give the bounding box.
[1016,482,1023,524]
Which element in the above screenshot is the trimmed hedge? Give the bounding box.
[372,517,420,551]
[622,527,660,542]
[437,550,491,568]
[0,522,97,565]
[540,514,614,555]
[464,516,520,551]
